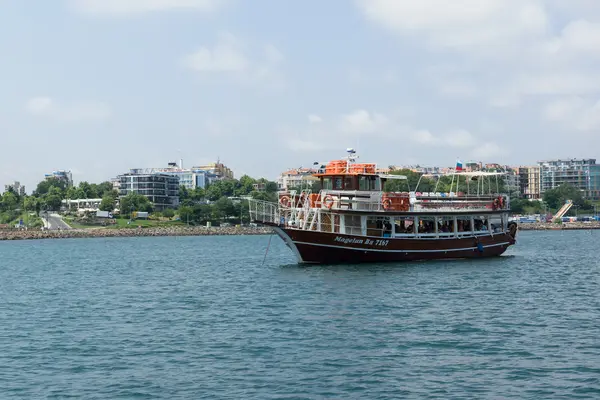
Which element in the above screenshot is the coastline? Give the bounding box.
[518,222,600,231]
[0,226,274,241]
[2,221,599,241]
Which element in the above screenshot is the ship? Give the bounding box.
[249,149,518,264]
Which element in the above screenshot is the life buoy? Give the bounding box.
[382,198,392,210]
[492,198,499,210]
[498,196,504,209]
[279,195,290,208]
[323,195,334,209]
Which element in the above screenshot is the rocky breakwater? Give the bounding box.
[0,226,274,241]
[518,222,600,230]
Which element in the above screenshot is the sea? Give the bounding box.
[1,230,599,399]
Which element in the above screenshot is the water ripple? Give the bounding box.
[0,232,599,398]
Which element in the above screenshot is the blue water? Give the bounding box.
[1,231,599,399]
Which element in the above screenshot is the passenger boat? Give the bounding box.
[249,149,518,264]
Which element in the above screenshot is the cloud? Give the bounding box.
[542,96,600,132]
[356,0,600,120]
[308,114,322,123]
[26,97,111,122]
[181,32,284,86]
[283,109,493,159]
[356,0,548,49]
[470,142,507,159]
[70,0,224,16]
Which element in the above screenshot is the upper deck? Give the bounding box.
[280,150,510,214]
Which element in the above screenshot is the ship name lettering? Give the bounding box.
[334,236,364,245]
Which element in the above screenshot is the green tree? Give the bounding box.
[1,192,18,211]
[119,193,153,215]
[238,175,256,195]
[99,195,116,212]
[543,184,587,211]
[214,196,236,221]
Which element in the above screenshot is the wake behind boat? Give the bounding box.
[249,150,517,264]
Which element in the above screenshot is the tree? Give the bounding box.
[214,196,236,221]
[238,175,256,195]
[99,195,116,212]
[119,193,153,215]
[1,192,18,211]
[543,184,587,211]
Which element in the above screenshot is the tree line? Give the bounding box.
[0,174,279,226]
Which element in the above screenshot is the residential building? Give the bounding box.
[45,170,73,187]
[111,177,121,191]
[131,162,219,190]
[4,181,26,196]
[538,158,600,199]
[193,161,234,180]
[277,168,319,190]
[118,171,179,211]
[504,171,521,197]
[516,166,541,200]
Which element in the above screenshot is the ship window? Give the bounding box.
[359,176,369,191]
[418,217,437,234]
[474,216,489,233]
[394,217,414,235]
[345,215,362,236]
[344,176,354,190]
[323,177,333,190]
[437,216,454,234]
[333,177,343,190]
[456,217,473,234]
[367,216,392,237]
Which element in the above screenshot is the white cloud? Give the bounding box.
[356,0,548,49]
[543,97,600,132]
[182,33,284,86]
[308,114,322,123]
[470,142,507,159]
[338,109,389,135]
[71,0,224,16]
[356,0,600,122]
[438,81,478,99]
[181,33,249,72]
[26,97,111,122]
[284,109,492,159]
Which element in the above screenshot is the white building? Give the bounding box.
[4,181,26,196]
[277,168,319,190]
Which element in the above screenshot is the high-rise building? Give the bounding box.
[131,163,219,190]
[4,181,26,196]
[516,166,541,200]
[45,170,73,187]
[538,159,600,199]
[118,172,180,211]
[192,162,234,180]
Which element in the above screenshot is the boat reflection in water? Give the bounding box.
[250,149,517,264]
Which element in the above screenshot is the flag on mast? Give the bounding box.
[456,159,463,171]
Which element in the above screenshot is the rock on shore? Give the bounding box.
[518,222,600,230]
[0,226,274,241]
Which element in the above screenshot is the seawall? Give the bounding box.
[0,226,274,241]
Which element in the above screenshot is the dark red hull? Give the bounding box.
[270,225,516,264]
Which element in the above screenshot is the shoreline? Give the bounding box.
[0,226,274,241]
[518,222,600,231]
[1,221,599,241]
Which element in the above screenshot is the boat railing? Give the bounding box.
[249,199,281,225]
[316,190,509,212]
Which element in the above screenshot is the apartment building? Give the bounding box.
[118,172,180,211]
[4,181,26,196]
[538,159,600,200]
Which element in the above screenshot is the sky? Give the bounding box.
[1,0,600,192]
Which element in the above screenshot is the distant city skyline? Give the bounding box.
[2,1,600,191]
